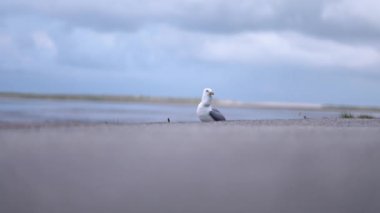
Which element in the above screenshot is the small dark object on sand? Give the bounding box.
[167,118,170,123]
[341,112,354,119]
[358,114,374,119]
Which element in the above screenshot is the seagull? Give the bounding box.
[197,88,226,122]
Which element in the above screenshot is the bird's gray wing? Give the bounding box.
[209,108,226,121]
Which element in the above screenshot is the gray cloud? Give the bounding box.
[1,0,379,42]
[1,1,380,74]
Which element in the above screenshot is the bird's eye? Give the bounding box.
[206,90,209,92]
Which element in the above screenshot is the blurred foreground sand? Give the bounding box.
[1,119,380,213]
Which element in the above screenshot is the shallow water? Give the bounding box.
[0,97,366,123]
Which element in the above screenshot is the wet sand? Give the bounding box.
[1,119,380,213]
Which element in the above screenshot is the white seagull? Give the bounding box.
[197,88,226,122]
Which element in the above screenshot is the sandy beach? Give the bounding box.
[1,119,380,213]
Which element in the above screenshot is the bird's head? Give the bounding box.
[203,88,214,97]
[201,88,214,105]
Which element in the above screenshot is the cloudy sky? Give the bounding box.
[1,0,380,105]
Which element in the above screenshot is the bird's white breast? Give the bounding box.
[197,103,214,122]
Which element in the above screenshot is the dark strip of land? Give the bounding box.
[1,91,380,112]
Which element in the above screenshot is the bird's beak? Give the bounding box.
[209,91,214,96]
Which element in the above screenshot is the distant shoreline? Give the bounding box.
[1,91,380,112]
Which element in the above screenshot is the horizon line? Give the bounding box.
[1,91,379,112]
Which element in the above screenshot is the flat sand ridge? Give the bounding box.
[1,118,380,130]
[1,119,380,213]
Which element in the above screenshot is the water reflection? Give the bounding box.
[0,98,355,123]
